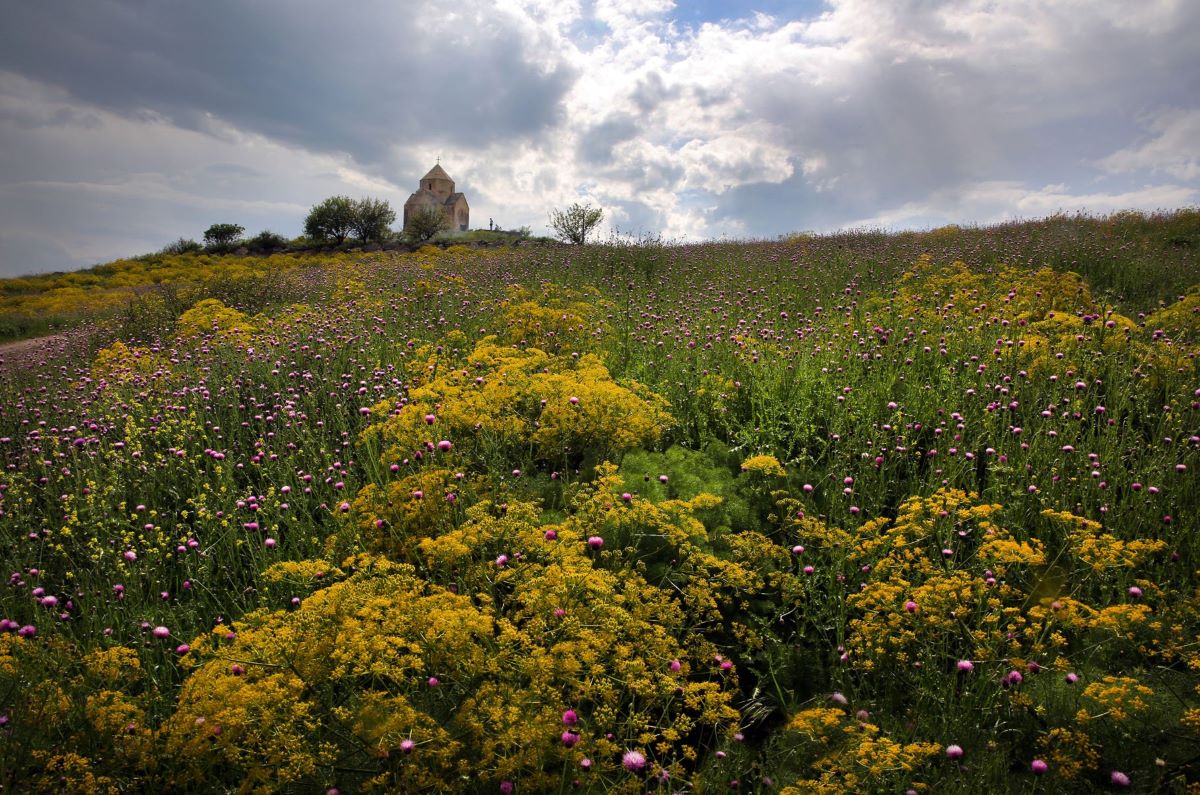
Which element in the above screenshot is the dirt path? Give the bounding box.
[0,334,67,356]
[0,333,74,372]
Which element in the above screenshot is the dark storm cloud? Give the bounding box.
[747,59,992,204]
[707,172,842,237]
[0,103,102,131]
[0,0,576,167]
[600,158,687,195]
[577,114,640,164]
[630,72,678,114]
[203,163,265,179]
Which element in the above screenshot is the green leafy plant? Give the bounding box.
[549,202,604,244]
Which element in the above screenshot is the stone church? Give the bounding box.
[403,163,469,232]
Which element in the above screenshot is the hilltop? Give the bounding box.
[1,210,1196,347]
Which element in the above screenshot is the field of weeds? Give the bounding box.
[0,211,1198,793]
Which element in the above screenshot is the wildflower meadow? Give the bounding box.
[1,210,1198,793]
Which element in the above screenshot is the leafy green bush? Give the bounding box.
[245,230,289,254]
[159,237,204,255]
[202,223,245,253]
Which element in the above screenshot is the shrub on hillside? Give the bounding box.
[202,223,245,253]
[245,230,289,254]
[159,237,204,255]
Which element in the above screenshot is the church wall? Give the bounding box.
[424,178,453,200]
[452,197,469,231]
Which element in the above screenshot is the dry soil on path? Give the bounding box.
[0,333,77,373]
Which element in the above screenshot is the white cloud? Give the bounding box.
[594,0,674,27]
[848,181,1198,230]
[1100,109,1200,181]
[676,131,795,194]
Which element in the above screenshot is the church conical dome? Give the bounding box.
[422,164,452,182]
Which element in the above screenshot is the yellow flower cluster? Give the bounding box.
[497,284,612,352]
[1079,675,1155,723]
[893,261,1095,329]
[175,298,256,341]
[29,751,119,795]
[347,469,463,556]
[782,715,941,793]
[1,248,403,336]
[1038,727,1099,781]
[884,253,1199,386]
[258,559,345,602]
[169,479,740,793]
[846,489,1034,669]
[0,638,162,792]
[1144,287,1200,341]
[164,563,487,791]
[1041,509,1166,572]
[786,707,847,743]
[0,633,23,677]
[365,336,672,476]
[81,646,142,686]
[740,454,788,478]
[977,537,1046,568]
[89,340,172,387]
[1090,603,1153,637]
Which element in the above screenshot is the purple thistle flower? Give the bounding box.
[622,750,646,772]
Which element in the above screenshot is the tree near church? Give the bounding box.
[349,197,397,243]
[403,205,449,242]
[304,196,357,244]
[549,202,604,245]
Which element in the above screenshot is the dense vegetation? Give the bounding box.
[0,210,1198,793]
[0,232,549,343]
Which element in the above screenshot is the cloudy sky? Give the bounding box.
[1,0,1197,276]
